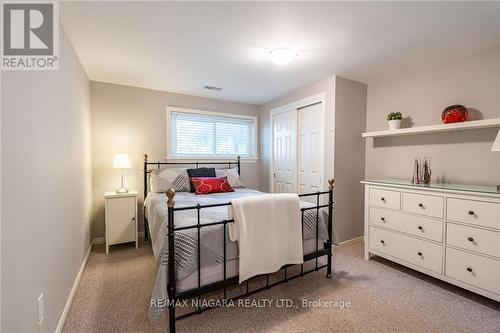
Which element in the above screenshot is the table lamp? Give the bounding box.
[113,153,132,193]
[492,130,500,192]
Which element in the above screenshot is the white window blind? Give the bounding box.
[169,110,256,158]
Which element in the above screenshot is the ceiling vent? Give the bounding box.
[204,85,223,91]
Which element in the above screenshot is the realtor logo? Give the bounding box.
[1,1,58,70]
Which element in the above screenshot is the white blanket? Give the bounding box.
[228,193,304,283]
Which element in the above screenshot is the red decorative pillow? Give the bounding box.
[190,177,234,195]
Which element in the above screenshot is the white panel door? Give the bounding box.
[273,109,297,193]
[298,103,324,198]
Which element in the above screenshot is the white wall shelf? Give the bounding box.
[362,118,500,138]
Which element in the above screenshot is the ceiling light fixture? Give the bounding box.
[268,48,297,66]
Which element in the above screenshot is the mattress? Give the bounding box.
[146,188,330,320]
[176,238,327,292]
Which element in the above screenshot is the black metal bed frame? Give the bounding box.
[143,154,334,333]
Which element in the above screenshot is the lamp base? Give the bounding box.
[116,187,129,194]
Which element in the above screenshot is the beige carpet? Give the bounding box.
[62,240,500,333]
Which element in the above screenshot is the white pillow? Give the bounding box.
[216,168,244,188]
[150,167,190,193]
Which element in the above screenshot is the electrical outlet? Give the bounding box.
[38,293,44,322]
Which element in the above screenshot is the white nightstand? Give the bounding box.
[104,190,138,254]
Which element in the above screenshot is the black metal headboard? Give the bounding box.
[142,154,241,200]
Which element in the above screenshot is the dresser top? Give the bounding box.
[362,179,500,196]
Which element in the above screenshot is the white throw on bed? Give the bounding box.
[228,193,304,283]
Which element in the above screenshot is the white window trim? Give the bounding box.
[166,106,259,161]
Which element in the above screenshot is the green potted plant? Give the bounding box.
[387,112,402,130]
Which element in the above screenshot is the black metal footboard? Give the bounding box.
[164,179,335,333]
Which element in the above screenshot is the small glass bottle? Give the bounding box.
[422,157,432,185]
[412,157,421,184]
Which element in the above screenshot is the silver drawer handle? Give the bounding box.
[466,267,473,272]
[467,237,474,242]
[417,225,423,230]
[417,252,422,256]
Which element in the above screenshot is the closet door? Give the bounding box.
[273,109,297,193]
[298,103,324,196]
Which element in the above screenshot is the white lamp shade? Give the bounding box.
[113,154,132,169]
[492,129,500,152]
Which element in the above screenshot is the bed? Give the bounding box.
[143,155,334,333]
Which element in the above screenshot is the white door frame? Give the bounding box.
[269,92,326,193]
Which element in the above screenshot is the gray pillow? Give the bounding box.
[150,168,190,193]
[216,168,245,188]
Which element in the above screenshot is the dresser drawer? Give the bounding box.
[369,207,443,242]
[369,188,401,210]
[445,247,500,295]
[447,198,500,230]
[369,226,443,274]
[402,192,443,218]
[446,223,500,258]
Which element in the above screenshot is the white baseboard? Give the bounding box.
[92,231,145,246]
[55,244,92,333]
[336,236,364,247]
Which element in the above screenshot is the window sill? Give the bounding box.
[165,156,259,163]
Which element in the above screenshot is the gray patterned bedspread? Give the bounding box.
[146,188,329,320]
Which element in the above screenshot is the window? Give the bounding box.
[167,107,257,159]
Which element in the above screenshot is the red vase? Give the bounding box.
[442,105,468,124]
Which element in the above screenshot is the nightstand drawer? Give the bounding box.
[447,223,500,258]
[445,247,500,295]
[369,226,443,274]
[402,192,443,218]
[369,207,443,242]
[369,188,401,210]
[447,198,500,230]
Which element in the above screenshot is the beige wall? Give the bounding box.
[90,82,260,238]
[1,28,92,332]
[259,76,367,242]
[334,77,367,242]
[365,46,500,185]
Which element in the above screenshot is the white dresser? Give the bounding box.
[362,180,500,301]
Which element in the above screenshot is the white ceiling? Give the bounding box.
[60,1,500,105]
